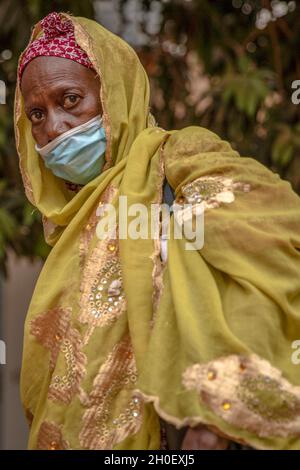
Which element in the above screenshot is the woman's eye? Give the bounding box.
[30,111,44,123]
[64,95,80,108]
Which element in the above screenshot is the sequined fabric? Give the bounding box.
[179,175,251,210]
[182,354,300,438]
[79,336,143,449]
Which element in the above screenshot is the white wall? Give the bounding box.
[0,252,42,450]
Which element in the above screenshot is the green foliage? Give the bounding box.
[272,123,300,167]
[221,57,273,118]
[0,0,299,275]
[137,0,300,186]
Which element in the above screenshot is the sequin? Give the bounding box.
[237,375,300,422]
[107,243,116,252]
[180,175,251,211]
[176,196,185,204]
[48,325,86,404]
[222,402,231,411]
[150,138,166,329]
[207,370,216,380]
[30,308,87,405]
[79,336,143,449]
[49,441,58,450]
[79,184,118,270]
[37,421,69,450]
[79,231,127,336]
[182,354,300,437]
[108,279,122,296]
[30,307,70,370]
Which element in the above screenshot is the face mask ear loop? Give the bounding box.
[35,114,103,157]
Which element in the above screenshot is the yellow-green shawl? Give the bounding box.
[15,13,300,450]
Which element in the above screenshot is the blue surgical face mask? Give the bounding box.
[35,114,106,185]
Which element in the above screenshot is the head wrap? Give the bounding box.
[18,12,94,81]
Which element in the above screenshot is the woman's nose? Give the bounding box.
[45,113,69,143]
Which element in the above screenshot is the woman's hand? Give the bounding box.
[181,425,229,450]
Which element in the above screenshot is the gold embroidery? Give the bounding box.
[238,375,300,421]
[79,185,126,343]
[79,184,118,267]
[150,135,171,328]
[79,235,126,337]
[179,175,251,211]
[30,307,87,404]
[30,307,71,370]
[48,329,86,405]
[79,336,143,449]
[182,354,300,438]
[37,421,69,450]
[79,210,99,267]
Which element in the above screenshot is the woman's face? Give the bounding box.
[21,56,102,147]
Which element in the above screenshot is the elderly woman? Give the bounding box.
[15,12,300,450]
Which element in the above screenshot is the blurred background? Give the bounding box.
[0,0,299,449]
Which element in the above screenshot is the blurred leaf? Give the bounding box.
[272,126,296,168]
[22,201,37,226]
[0,207,17,239]
[221,70,271,118]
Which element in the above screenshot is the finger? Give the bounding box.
[181,427,229,450]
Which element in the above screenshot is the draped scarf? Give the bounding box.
[15,13,300,450]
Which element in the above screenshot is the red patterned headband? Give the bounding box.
[18,12,94,81]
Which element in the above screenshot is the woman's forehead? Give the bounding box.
[21,56,99,97]
[21,56,95,82]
